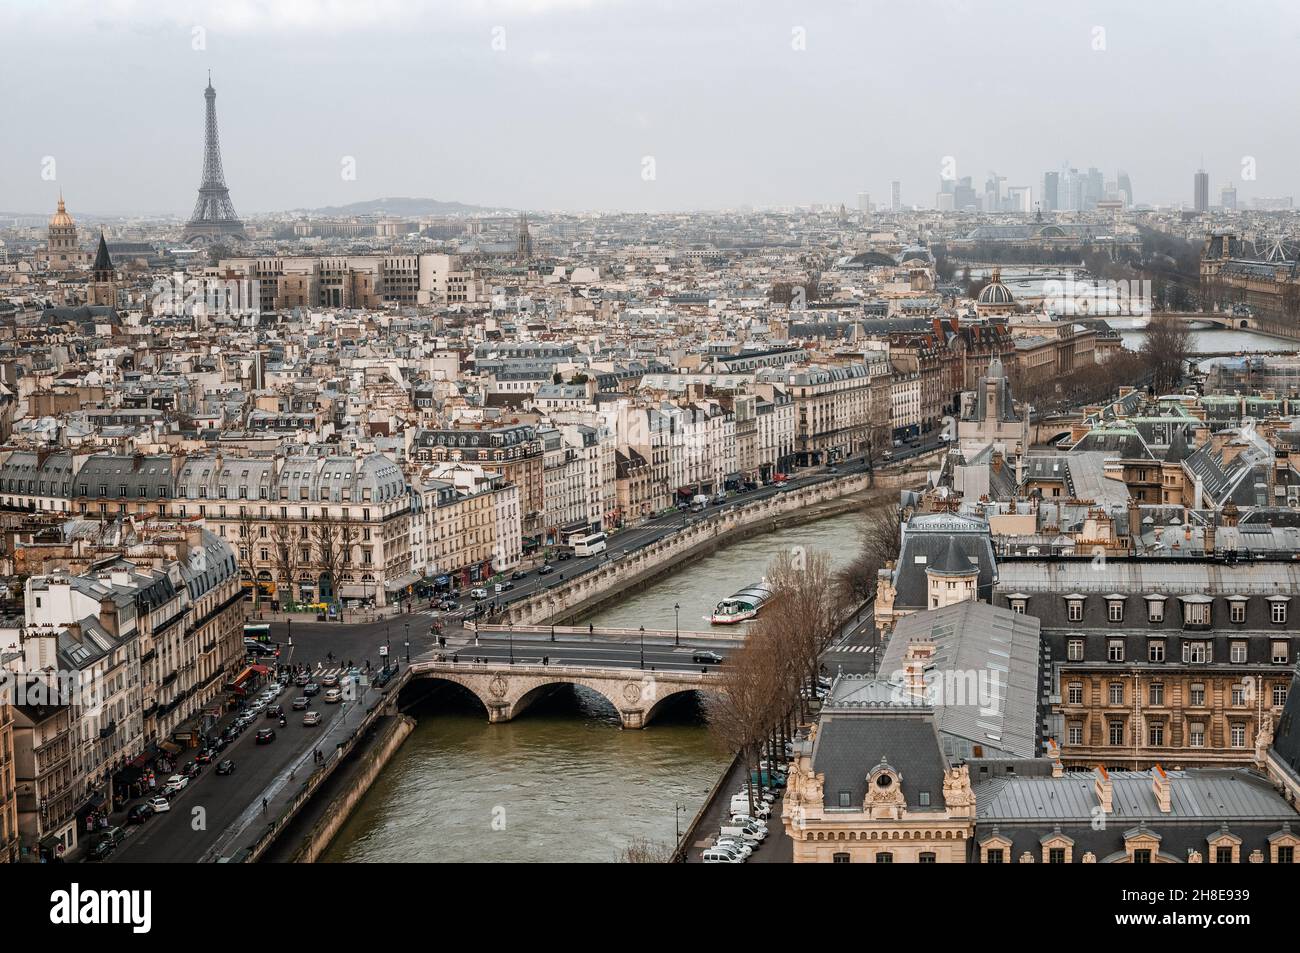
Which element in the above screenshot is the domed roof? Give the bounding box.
[49,196,74,229]
[977,269,1014,306]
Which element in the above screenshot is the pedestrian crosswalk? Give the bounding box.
[832,643,876,654]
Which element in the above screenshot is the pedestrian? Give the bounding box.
[262,797,268,813]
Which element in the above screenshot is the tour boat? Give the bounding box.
[711,582,776,625]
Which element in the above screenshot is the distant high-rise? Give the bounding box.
[1042,172,1059,212]
[1194,170,1210,213]
[1116,170,1133,207]
[891,181,901,212]
[857,191,871,212]
[1221,185,1238,211]
[183,75,246,243]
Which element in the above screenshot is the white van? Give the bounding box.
[720,823,765,843]
[690,493,709,512]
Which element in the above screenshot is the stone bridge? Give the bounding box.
[405,659,724,729]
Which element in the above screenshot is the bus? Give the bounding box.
[569,532,608,557]
[243,622,272,642]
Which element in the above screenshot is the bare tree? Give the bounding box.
[233,505,263,611]
[271,522,300,606]
[1140,316,1196,394]
[615,837,674,863]
[836,501,901,605]
[311,515,344,606]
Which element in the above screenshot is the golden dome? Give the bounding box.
[49,196,74,229]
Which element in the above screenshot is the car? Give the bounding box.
[266,704,284,719]
[181,760,200,777]
[127,803,154,824]
[212,736,230,753]
[556,550,573,561]
[323,688,342,704]
[147,795,171,813]
[194,749,214,764]
[494,581,514,593]
[255,728,276,744]
[164,775,188,795]
[88,838,116,861]
[303,711,322,726]
[510,570,527,580]
[826,465,839,473]
[537,564,554,575]
[294,672,311,686]
[215,759,236,775]
[692,650,724,665]
[437,599,460,611]
[303,682,321,696]
[292,696,310,710]
[469,587,489,600]
[321,673,339,688]
[882,450,894,462]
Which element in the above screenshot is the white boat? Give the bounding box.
[711,582,776,625]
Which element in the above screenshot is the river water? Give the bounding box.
[322,510,868,862]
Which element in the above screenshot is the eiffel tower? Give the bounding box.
[183,73,246,243]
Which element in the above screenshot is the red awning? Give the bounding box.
[231,666,255,685]
[249,664,271,675]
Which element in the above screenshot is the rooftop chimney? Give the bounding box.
[1094,765,1113,813]
[1152,764,1172,813]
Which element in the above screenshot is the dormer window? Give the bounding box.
[1268,596,1290,625]
[1065,595,1085,623]
[1145,594,1167,623]
[1106,596,1125,623]
[1228,597,1247,623]
[1180,595,1212,628]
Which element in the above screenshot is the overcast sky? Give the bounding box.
[5,0,1299,217]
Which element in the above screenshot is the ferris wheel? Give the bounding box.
[1249,235,1299,262]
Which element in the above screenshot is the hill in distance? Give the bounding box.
[291,196,509,217]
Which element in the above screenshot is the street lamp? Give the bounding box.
[405,639,410,663]
[508,624,514,664]
[673,602,680,647]
[639,625,645,670]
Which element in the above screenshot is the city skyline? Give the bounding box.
[4,0,1300,216]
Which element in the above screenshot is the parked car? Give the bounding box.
[127,803,154,824]
[88,838,116,861]
[255,728,276,744]
[215,759,236,775]
[537,564,555,575]
[303,711,322,726]
[323,688,342,704]
[164,774,188,795]
[195,749,215,765]
[692,650,724,665]
[147,796,171,813]
[702,846,745,863]
[292,696,310,711]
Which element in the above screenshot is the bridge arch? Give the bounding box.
[644,685,711,725]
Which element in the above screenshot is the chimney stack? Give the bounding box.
[1152,764,1172,813]
[1094,765,1113,813]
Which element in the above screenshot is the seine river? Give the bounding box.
[322,511,865,862]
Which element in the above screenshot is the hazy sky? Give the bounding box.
[4,0,1299,217]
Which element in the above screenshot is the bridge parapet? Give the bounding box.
[408,660,723,729]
